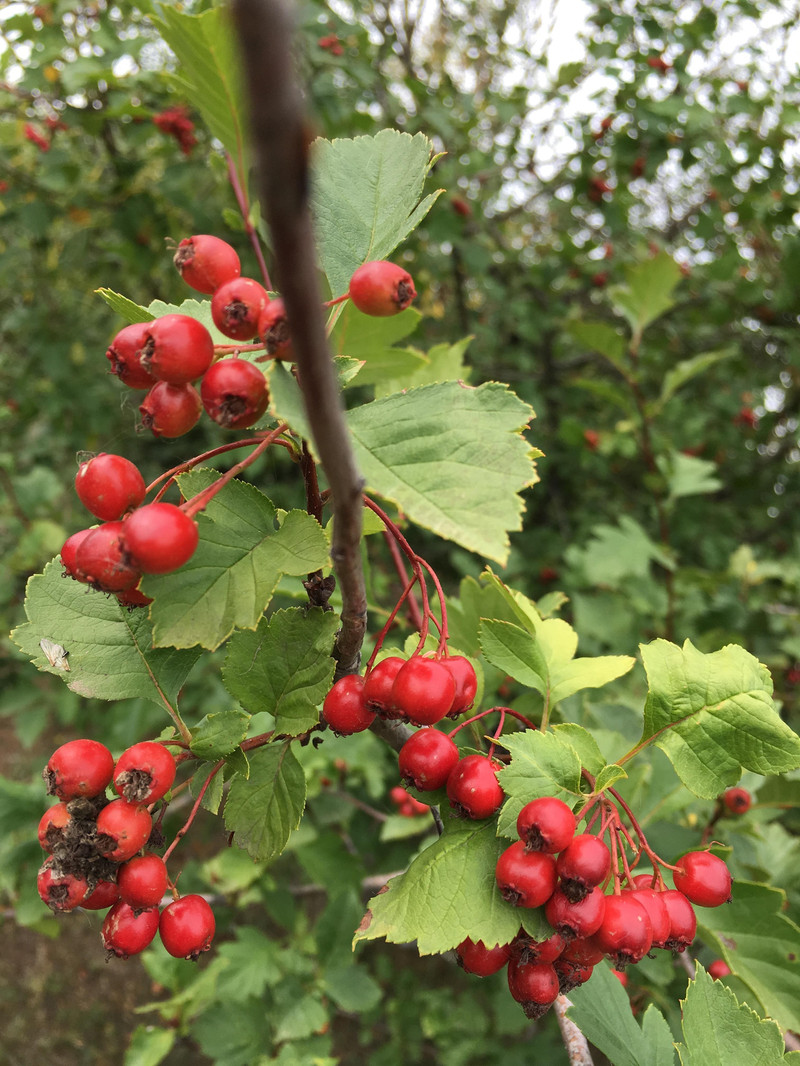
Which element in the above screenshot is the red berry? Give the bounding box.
[592,894,652,967]
[106,321,157,390]
[75,521,142,593]
[81,880,121,911]
[96,799,153,862]
[723,787,752,815]
[349,260,417,316]
[660,889,697,951]
[117,854,168,911]
[116,584,153,609]
[200,358,270,429]
[507,958,560,1018]
[611,968,629,987]
[516,797,576,854]
[113,741,177,804]
[257,297,293,360]
[623,888,670,948]
[37,857,88,912]
[558,936,604,966]
[38,802,72,851]
[544,885,606,940]
[139,314,214,384]
[556,834,611,901]
[398,728,460,791]
[708,959,732,979]
[139,380,202,438]
[446,754,504,820]
[75,453,146,522]
[44,739,114,800]
[60,528,93,582]
[495,841,557,908]
[456,937,512,976]
[211,276,269,341]
[443,656,477,715]
[554,956,594,993]
[102,901,160,958]
[673,851,732,908]
[159,894,215,959]
[364,656,406,717]
[173,234,241,294]
[392,657,456,726]
[511,931,566,965]
[322,674,375,735]
[122,502,199,575]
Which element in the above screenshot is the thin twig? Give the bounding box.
[554,996,594,1066]
[232,0,368,677]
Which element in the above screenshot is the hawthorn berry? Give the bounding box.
[558,936,604,967]
[200,358,270,429]
[364,656,406,717]
[390,786,429,817]
[44,739,114,801]
[544,885,606,940]
[592,894,653,967]
[139,380,202,438]
[173,234,241,294]
[391,657,456,726]
[708,959,732,980]
[507,957,560,1018]
[398,728,460,791]
[116,584,153,609]
[495,841,557,908]
[623,887,670,948]
[96,799,153,862]
[258,297,293,360]
[74,453,146,522]
[456,937,512,977]
[38,802,72,851]
[122,502,199,575]
[322,674,375,735]
[117,854,168,911]
[114,741,177,804]
[516,796,576,854]
[556,833,611,902]
[81,880,121,911]
[139,314,214,384]
[159,894,215,959]
[554,956,594,994]
[660,889,697,951]
[102,901,160,958]
[446,754,504,820]
[673,851,732,907]
[60,528,93,582]
[443,655,478,715]
[349,260,417,316]
[75,521,142,593]
[211,276,269,341]
[106,321,157,390]
[37,857,88,912]
[723,787,752,815]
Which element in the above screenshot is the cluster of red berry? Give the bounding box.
[455,796,732,1019]
[37,738,215,961]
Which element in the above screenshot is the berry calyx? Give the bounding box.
[398,728,460,791]
[673,851,732,908]
[113,741,177,804]
[139,314,214,384]
[456,937,512,977]
[159,894,216,959]
[75,453,146,522]
[495,841,557,908]
[106,322,157,390]
[391,656,456,726]
[516,797,576,854]
[322,674,375,735]
[349,260,417,316]
[43,739,114,801]
[139,381,202,438]
[723,787,752,815]
[211,276,269,341]
[446,754,504,820]
[117,854,169,911]
[122,502,199,575]
[96,799,153,862]
[102,901,160,958]
[200,358,270,429]
[173,234,241,294]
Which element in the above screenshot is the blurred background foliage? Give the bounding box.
[1,0,799,1062]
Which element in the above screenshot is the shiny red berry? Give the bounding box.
[258,297,293,359]
[96,799,153,862]
[456,937,512,976]
[660,889,697,951]
[75,521,142,593]
[556,833,611,901]
[122,503,199,575]
[114,741,177,804]
[673,851,732,908]
[102,901,160,958]
[37,857,88,912]
[117,854,169,911]
[81,880,121,911]
[446,754,504,820]
[349,261,417,316]
[723,787,752,815]
[516,797,576,854]
[592,894,652,966]
[511,931,566,965]
[139,314,214,384]
[159,894,215,959]
[622,887,670,948]
[507,958,560,1018]
[173,234,241,294]
[60,528,93,582]
[544,885,606,940]
[364,656,406,717]
[211,276,269,341]
[44,739,114,801]
[322,674,375,735]
[495,841,557,908]
[139,380,202,438]
[106,321,157,390]
[392,657,456,726]
[708,959,732,979]
[443,655,478,715]
[398,728,460,791]
[200,358,269,429]
[75,453,146,522]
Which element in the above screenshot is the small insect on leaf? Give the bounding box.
[40,639,70,671]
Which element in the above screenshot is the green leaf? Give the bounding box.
[566,515,674,586]
[190,710,250,760]
[657,452,722,501]
[222,608,338,735]
[696,881,800,1035]
[143,472,329,651]
[328,301,424,386]
[215,928,283,999]
[676,964,787,1066]
[12,560,201,706]
[594,764,628,792]
[609,252,682,338]
[311,130,443,297]
[152,7,247,174]
[354,815,548,954]
[124,1026,176,1066]
[323,963,382,1013]
[552,723,607,774]
[568,963,677,1066]
[224,742,306,863]
[495,730,583,837]
[640,640,800,799]
[191,999,270,1066]
[567,319,628,371]
[96,289,154,323]
[190,760,225,814]
[657,349,735,408]
[273,989,328,1044]
[375,337,474,398]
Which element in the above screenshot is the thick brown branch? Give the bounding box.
[231,0,367,675]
